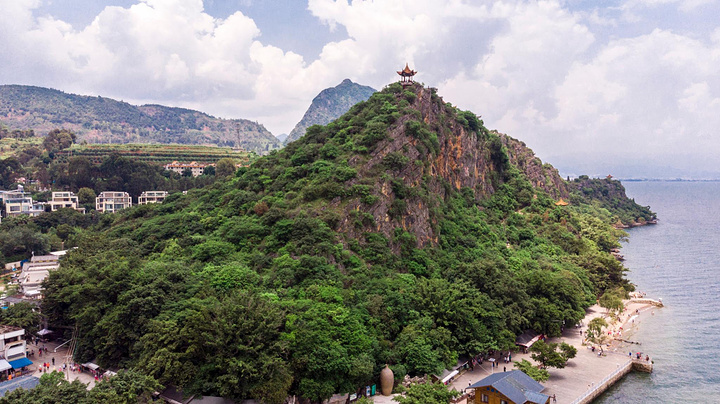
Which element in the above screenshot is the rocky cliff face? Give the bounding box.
[501,135,569,199]
[332,84,568,249]
[285,79,376,144]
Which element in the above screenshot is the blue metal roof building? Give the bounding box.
[0,375,40,397]
[468,370,550,404]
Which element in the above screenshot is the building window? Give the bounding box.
[481,394,489,403]
[501,401,508,404]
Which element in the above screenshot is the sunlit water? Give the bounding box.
[595,181,720,403]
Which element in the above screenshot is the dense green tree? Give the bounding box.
[0,372,90,404]
[0,226,50,259]
[559,342,578,362]
[0,370,161,404]
[0,302,43,335]
[88,369,161,404]
[215,158,237,177]
[586,317,608,343]
[393,382,459,404]
[0,157,21,187]
[42,129,75,152]
[77,187,96,205]
[529,340,575,369]
[599,291,624,317]
[133,292,289,402]
[394,316,456,376]
[513,359,550,382]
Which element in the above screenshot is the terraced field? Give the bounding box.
[56,143,255,165]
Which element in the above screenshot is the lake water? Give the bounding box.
[595,181,720,403]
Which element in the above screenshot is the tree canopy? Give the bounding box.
[22,83,650,403]
[393,382,459,404]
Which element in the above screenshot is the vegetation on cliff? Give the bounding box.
[23,82,650,403]
[570,175,656,226]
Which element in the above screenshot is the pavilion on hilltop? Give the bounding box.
[397,63,417,86]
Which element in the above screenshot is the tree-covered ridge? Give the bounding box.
[570,175,656,226]
[0,85,281,154]
[39,83,644,403]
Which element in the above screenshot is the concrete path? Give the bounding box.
[446,303,656,404]
[26,339,96,389]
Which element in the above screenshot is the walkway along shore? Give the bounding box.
[371,297,662,404]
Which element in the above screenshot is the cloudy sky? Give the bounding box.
[1,0,719,178]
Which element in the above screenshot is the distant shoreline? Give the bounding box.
[616,178,720,182]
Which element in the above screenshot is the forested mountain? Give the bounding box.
[285,79,376,144]
[0,85,281,154]
[28,82,653,403]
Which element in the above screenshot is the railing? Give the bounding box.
[570,359,632,404]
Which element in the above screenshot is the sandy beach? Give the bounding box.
[373,297,660,404]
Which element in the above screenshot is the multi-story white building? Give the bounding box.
[0,186,27,205]
[18,255,60,299]
[49,191,85,213]
[96,191,132,213]
[164,161,209,177]
[138,191,169,205]
[3,197,45,218]
[0,325,29,369]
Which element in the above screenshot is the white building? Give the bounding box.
[96,191,132,213]
[49,191,85,213]
[3,197,45,218]
[18,255,60,299]
[138,191,168,205]
[0,186,27,204]
[0,325,29,372]
[1,186,48,219]
[164,161,209,177]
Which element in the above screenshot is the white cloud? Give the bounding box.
[1,0,719,176]
[625,0,714,12]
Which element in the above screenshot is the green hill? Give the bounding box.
[0,85,282,154]
[27,82,652,403]
[285,79,376,144]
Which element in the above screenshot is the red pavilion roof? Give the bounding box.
[397,63,417,77]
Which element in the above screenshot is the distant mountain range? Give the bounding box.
[285,79,376,144]
[0,85,282,154]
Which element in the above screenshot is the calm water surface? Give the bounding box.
[596,181,720,403]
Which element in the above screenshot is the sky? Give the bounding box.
[1,0,720,178]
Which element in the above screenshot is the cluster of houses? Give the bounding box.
[0,186,170,220]
[163,161,210,177]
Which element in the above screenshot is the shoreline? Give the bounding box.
[371,298,661,404]
[450,298,659,404]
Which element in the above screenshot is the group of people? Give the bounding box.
[631,352,651,361]
[590,345,605,356]
[36,361,56,374]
